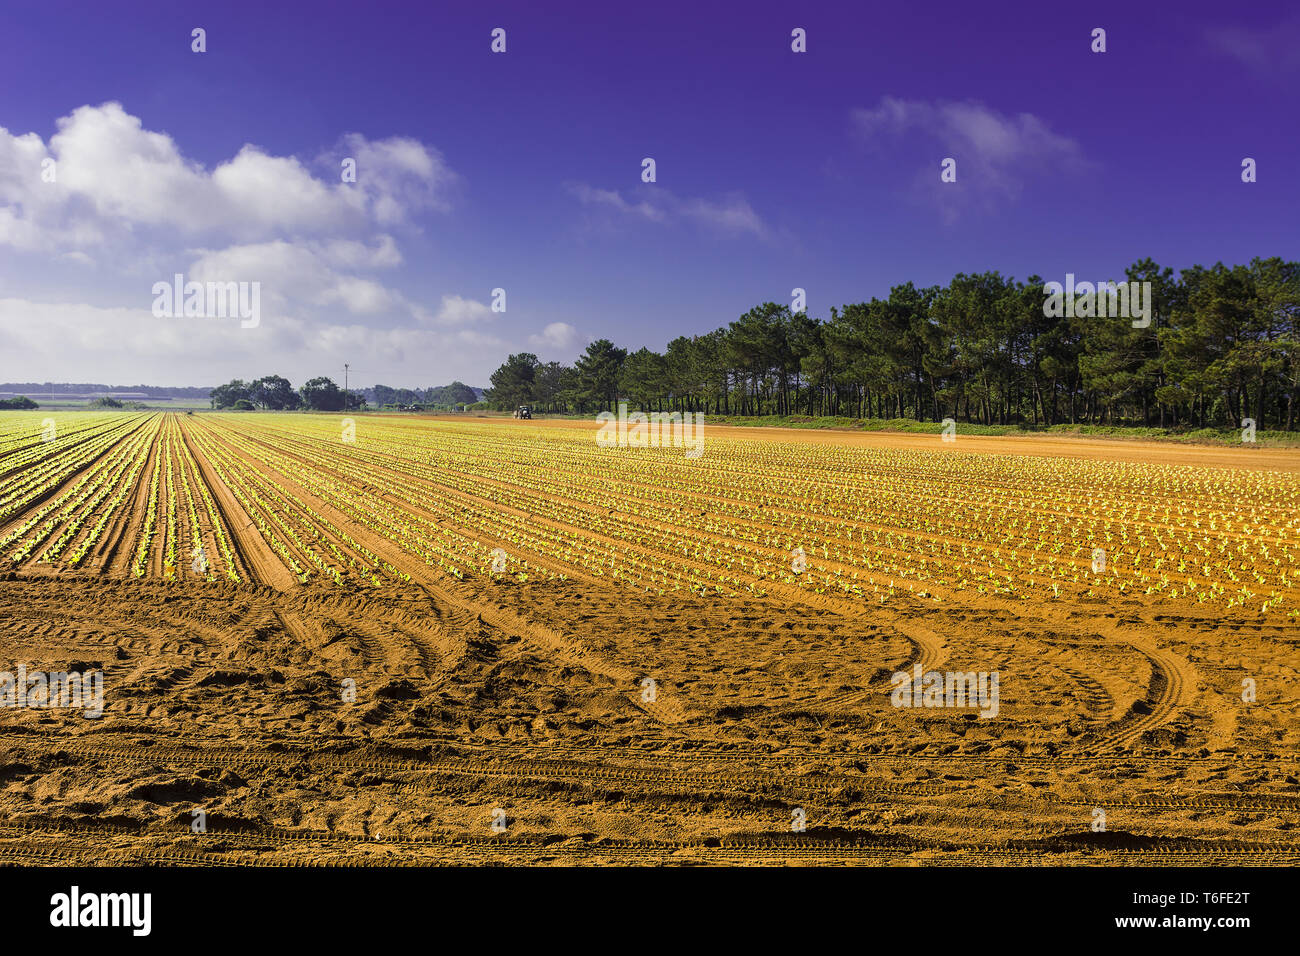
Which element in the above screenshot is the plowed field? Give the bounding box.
[1,411,1297,865]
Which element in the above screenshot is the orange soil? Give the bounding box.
[0,413,1297,866]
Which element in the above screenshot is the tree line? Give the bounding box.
[208,377,481,411]
[369,382,479,408]
[486,256,1299,430]
[210,375,364,411]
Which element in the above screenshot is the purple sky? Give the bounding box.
[1,0,1297,387]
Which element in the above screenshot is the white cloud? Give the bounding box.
[567,182,767,238]
[313,235,403,270]
[0,102,455,253]
[0,103,498,386]
[851,96,1087,217]
[0,296,506,385]
[678,194,767,236]
[568,183,666,223]
[185,240,418,317]
[428,294,492,326]
[528,321,577,350]
[1205,17,1300,74]
[334,132,457,223]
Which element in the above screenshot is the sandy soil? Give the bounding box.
[0,414,1297,866]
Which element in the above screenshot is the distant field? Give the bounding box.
[6,398,212,411]
[1,410,1297,865]
[530,411,1300,447]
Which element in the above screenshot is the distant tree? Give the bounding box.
[574,339,626,412]
[530,362,573,413]
[724,303,786,415]
[426,381,479,406]
[619,348,668,412]
[486,353,539,409]
[231,398,255,411]
[210,380,252,409]
[792,313,832,416]
[250,375,300,410]
[0,396,38,409]
[299,377,346,411]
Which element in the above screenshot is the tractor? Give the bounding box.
[513,405,532,420]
